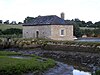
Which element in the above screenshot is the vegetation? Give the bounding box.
[73,23,82,37]
[0,51,56,75]
[1,38,100,49]
[0,51,21,56]
[93,70,100,75]
[72,18,100,28]
[1,28,22,35]
[24,16,34,23]
[0,24,22,31]
[65,18,100,37]
[0,24,22,38]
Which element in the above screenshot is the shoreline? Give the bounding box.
[5,48,100,72]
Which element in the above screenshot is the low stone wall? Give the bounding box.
[42,44,100,53]
[0,38,100,53]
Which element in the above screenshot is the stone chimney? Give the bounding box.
[61,12,65,19]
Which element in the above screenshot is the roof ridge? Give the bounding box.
[23,15,66,25]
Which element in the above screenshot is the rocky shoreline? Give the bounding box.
[7,48,99,72]
[3,47,100,74]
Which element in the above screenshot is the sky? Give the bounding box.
[0,0,100,23]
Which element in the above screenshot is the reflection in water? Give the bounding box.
[73,69,91,75]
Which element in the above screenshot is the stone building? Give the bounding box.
[23,15,74,41]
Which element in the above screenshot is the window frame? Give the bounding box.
[60,29,65,36]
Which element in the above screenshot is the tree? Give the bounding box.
[0,20,3,24]
[72,21,83,37]
[94,21,100,28]
[84,29,94,37]
[73,18,86,27]
[18,22,23,24]
[81,21,86,27]
[86,21,93,27]
[10,21,17,25]
[94,28,100,37]
[4,20,9,24]
[24,16,34,23]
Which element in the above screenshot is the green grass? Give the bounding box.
[0,51,56,75]
[0,51,21,56]
[0,24,22,30]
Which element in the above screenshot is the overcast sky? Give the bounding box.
[0,0,100,23]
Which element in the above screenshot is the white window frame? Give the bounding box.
[60,29,65,36]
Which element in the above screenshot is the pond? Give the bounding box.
[76,38,100,42]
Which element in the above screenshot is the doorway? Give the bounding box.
[36,31,39,38]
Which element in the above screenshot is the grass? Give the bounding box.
[0,51,56,75]
[0,51,21,56]
[0,24,22,30]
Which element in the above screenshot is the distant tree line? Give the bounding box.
[65,18,100,37]
[0,20,23,25]
[72,18,100,28]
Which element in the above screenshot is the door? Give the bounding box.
[36,31,39,38]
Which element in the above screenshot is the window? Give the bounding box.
[60,29,64,36]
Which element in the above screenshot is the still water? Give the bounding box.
[76,38,100,42]
[73,69,91,75]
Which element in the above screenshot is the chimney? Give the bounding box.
[61,12,65,19]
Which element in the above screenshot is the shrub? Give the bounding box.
[2,28,22,35]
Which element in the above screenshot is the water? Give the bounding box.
[76,38,100,42]
[73,69,91,75]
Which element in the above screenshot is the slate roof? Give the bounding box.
[23,15,67,26]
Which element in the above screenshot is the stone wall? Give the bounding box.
[23,25,73,41]
[23,25,51,38]
[51,25,73,40]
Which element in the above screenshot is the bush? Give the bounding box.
[2,28,22,35]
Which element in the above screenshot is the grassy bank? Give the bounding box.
[0,51,56,75]
[0,24,22,30]
[0,38,100,52]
